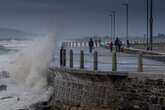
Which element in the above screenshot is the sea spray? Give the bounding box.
[6,33,56,90]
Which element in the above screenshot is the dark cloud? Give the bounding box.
[0,0,163,38]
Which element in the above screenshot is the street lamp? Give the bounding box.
[109,14,113,41]
[122,3,129,47]
[146,0,149,50]
[149,0,153,50]
[112,11,116,41]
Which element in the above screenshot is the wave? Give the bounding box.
[5,34,56,90]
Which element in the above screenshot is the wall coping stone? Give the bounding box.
[49,67,165,80]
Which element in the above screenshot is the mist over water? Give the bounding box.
[6,34,56,90]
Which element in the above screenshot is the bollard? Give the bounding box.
[72,42,74,47]
[60,48,63,67]
[84,42,87,47]
[69,42,71,47]
[73,42,75,47]
[62,49,66,67]
[72,42,75,47]
[80,42,82,48]
[76,42,78,47]
[67,42,69,47]
[86,42,88,47]
[137,52,143,72]
[70,49,73,68]
[82,42,84,47]
[65,42,67,47]
[93,51,98,71]
[70,42,72,47]
[78,42,81,47]
[65,42,68,47]
[112,51,117,72]
[62,42,64,47]
[64,49,66,66]
[80,50,84,69]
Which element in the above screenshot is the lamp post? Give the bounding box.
[146,0,149,50]
[109,15,113,41]
[112,11,116,41]
[149,0,153,50]
[122,3,129,47]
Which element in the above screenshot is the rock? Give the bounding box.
[0,84,7,91]
[29,101,51,110]
[53,101,65,110]
[0,71,10,79]
[133,105,140,109]
[17,97,20,101]
[18,108,29,110]
[0,96,13,100]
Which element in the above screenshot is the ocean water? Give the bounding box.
[0,36,55,110]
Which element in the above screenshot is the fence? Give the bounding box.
[62,39,165,49]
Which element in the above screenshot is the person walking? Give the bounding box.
[115,37,119,51]
[109,41,113,52]
[118,40,122,52]
[88,38,94,53]
[126,40,130,48]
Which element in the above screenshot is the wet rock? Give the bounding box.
[0,71,10,79]
[0,84,7,91]
[53,101,65,110]
[29,101,51,110]
[0,96,13,100]
[17,97,20,101]
[18,108,29,110]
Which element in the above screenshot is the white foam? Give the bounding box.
[0,34,56,109]
[6,34,55,90]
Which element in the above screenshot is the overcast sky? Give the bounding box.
[0,0,164,39]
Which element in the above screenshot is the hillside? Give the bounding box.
[0,28,37,40]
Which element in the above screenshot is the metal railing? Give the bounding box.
[61,39,165,48]
[56,48,165,72]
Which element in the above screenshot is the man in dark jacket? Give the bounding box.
[115,37,119,51]
[88,38,94,53]
[126,40,130,48]
[109,41,113,52]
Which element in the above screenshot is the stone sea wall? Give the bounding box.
[49,68,165,110]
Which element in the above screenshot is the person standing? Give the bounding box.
[95,39,98,48]
[88,38,94,53]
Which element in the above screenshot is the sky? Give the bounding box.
[0,0,164,39]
